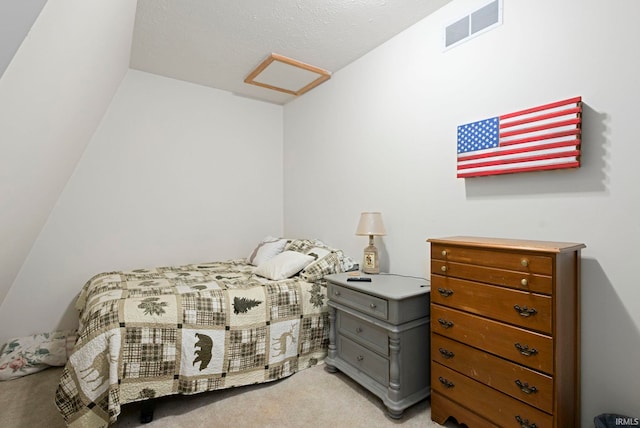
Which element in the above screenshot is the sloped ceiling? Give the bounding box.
[0,0,451,310]
[0,0,137,308]
[130,0,452,104]
[0,0,48,79]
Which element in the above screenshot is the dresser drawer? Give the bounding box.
[431,259,553,295]
[328,283,388,320]
[433,362,553,428]
[432,334,553,413]
[338,311,388,357]
[432,305,553,374]
[338,335,389,386]
[431,244,553,275]
[431,275,552,334]
[431,392,498,427]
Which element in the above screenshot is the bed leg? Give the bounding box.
[140,400,155,424]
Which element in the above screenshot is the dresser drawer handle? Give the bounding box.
[438,376,455,388]
[441,250,447,257]
[515,415,537,428]
[437,319,454,329]
[515,379,538,394]
[440,265,447,272]
[514,343,538,356]
[437,288,454,297]
[356,355,364,362]
[521,259,529,267]
[438,348,455,359]
[513,305,537,317]
[520,278,529,286]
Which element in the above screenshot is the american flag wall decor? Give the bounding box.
[456,96,582,178]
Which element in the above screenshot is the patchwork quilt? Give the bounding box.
[55,260,329,427]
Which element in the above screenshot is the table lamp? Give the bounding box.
[355,212,386,274]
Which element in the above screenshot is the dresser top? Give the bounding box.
[324,272,430,300]
[427,236,586,253]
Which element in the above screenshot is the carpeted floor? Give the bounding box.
[0,363,464,427]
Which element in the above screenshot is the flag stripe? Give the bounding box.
[458,157,580,178]
[498,129,580,147]
[499,96,582,120]
[458,150,580,170]
[499,118,581,138]
[457,162,580,178]
[458,146,578,168]
[457,139,580,162]
[499,107,581,129]
[456,96,582,178]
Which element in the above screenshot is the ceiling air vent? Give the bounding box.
[444,0,502,50]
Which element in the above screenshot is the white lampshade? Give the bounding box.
[355,212,386,236]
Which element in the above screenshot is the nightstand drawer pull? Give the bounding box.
[437,318,454,329]
[437,288,454,297]
[514,343,538,357]
[521,259,529,267]
[520,278,529,286]
[515,415,537,428]
[515,379,538,394]
[441,250,447,257]
[438,376,455,388]
[355,327,363,333]
[356,355,364,362]
[514,305,537,317]
[440,265,447,272]
[369,303,377,309]
[334,290,340,296]
[438,348,455,359]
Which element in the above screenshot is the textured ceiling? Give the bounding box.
[130,0,451,104]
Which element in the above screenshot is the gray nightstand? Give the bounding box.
[324,272,431,418]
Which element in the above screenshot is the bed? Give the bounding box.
[55,238,351,427]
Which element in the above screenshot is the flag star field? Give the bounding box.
[457,117,500,153]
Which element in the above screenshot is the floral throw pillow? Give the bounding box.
[0,330,77,381]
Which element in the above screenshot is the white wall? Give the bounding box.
[0,70,283,342]
[0,0,136,307]
[284,0,640,424]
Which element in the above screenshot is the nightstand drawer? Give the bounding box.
[432,305,553,374]
[432,334,553,413]
[431,275,552,334]
[433,363,553,428]
[328,283,388,320]
[338,311,388,357]
[338,335,389,386]
[431,244,553,275]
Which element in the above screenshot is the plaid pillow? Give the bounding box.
[286,239,344,282]
[284,239,318,254]
[300,251,342,282]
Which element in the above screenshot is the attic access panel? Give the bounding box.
[244,53,331,96]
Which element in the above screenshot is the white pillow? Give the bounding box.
[254,251,315,280]
[247,236,288,266]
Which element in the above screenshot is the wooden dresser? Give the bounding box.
[427,236,585,428]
